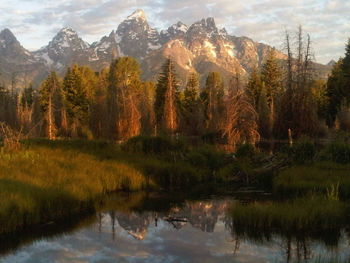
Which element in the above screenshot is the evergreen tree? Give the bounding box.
[261,49,282,138]
[17,84,35,135]
[181,72,203,135]
[201,72,224,133]
[107,57,142,140]
[256,84,270,138]
[326,59,345,126]
[0,82,17,126]
[63,65,89,137]
[246,67,262,108]
[154,58,180,135]
[341,39,350,103]
[90,69,108,138]
[21,84,34,107]
[325,40,350,128]
[39,71,62,139]
[140,81,156,135]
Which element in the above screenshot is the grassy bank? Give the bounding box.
[0,137,238,234]
[229,196,349,244]
[274,162,350,198]
[0,144,149,234]
[313,257,350,263]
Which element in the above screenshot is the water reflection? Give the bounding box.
[0,193,349,263]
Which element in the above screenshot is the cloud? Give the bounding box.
[0,0,349,63]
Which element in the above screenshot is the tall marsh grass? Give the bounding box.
[274,162,350,198]
[0,138,231,234]
[229,196,349,244]
[0,144,148,234]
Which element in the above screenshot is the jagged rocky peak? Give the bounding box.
[161,21,188,42]
[115,9,161,57]
[117,9,153,35]
[169,21,188,34]
[126,9,147,22]
[219,27,228,37]
[201,17,217,31]
[33,27,94,71]
[59,27,78,36]
[0,28,17,45]
[0,28,33,60]
[48,27,89,50]
[186,17,221,40]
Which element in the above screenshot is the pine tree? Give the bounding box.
[261,49,282,138]
[90,68,108,138]
[326,59,345,126]
[341,39,350,103]
[0,74,17,128]
[39,71,62,139]
[63,65,89,137]
[181,72,203,135]
[246,67,262,108]
[107,57,142,140]
[201,72,225,133]
[140,81,156,135]
[21,84,34,107]
[17,84,35,135]
[154,58,179,135]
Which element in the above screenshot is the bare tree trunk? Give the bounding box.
[285,31,293,91]
[47,95,55,140]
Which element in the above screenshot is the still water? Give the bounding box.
[0,192,349,263]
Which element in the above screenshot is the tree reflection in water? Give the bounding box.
[1,192,349,263]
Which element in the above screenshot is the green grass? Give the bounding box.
[0,138,235,234]
[229,196,349,244]
[0,143,149,234]
[274,162,350,198]
[312,256,350,263]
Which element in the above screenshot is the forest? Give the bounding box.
[1,28,349,147]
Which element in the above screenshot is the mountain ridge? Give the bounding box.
[0,10,331,89]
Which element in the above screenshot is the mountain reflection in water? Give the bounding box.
[0,192,349,263]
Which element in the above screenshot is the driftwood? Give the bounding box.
[164,217,188,223]
[232,154,290,185]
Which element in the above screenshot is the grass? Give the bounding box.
[0,137,236,234]
[0,143,149,234]
[274,161,350,198]
[229,195,349,245]
[313,256,350,263]
[24,138,234,189]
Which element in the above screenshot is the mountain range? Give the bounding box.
[0,9,331,89]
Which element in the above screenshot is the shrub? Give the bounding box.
[122,135,186,155]
[291,138,316,164]
[324,142,350,164]
[186,145,226,171]
[235,143,256,158]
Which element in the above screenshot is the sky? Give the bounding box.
[0,0,349,64]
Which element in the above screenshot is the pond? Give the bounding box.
[0,192,349,263]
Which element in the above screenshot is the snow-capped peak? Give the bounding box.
[59,27,78,36]
[126,9,147,21]
[172,22,188,33]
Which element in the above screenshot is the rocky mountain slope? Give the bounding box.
[0,9,331,89]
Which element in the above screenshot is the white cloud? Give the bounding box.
[0,0,349,63]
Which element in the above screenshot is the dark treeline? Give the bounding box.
[1,27,350,146]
